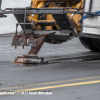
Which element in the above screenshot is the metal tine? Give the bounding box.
[11,23,20,49]
[28,35,36,47]
[19,34,27,48]
[11,33,20,49]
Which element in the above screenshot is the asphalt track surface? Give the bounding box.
[0,34,100,100]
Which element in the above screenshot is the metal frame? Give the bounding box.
[0,7,97,15]
[1,6,99,64]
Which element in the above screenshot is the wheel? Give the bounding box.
[79,37,99,51]
[91,38,100,51]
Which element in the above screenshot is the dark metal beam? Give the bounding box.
[0,7,97,15]
[89,0,93,12]
[0,0,2,10]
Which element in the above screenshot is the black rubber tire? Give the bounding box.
[91,38,100,51]
[79,37,99,51]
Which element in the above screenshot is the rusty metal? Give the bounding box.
[19,34,27,48]
[15,55,45,64]
[28,37,45,55]
[11,33,20,49]
[15,36,46,64]
[28,35,36,47]
[38,33,50,38]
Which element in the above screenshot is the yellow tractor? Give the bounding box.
[28,0,82,33]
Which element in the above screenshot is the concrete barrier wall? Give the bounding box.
[0,0,31,34]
